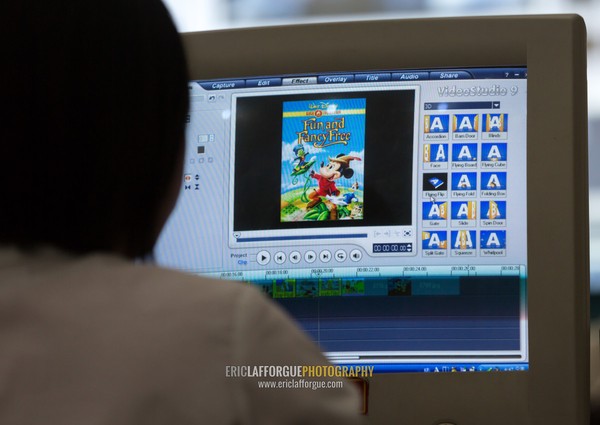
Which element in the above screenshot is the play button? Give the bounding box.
[256,250,271,265]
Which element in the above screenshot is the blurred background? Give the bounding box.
[161,0,600,312]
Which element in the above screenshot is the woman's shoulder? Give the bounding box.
[0,246,261,333]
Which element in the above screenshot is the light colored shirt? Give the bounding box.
[0,246,362,425]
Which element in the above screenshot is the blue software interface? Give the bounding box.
[155,67,528,373]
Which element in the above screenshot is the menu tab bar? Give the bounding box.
[192,68,526,91]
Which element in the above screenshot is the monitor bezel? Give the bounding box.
[181,15,589,425]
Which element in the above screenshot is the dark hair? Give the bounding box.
[0,0,189,258]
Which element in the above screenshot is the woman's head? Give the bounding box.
[1,0,189,258]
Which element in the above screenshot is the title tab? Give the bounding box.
[355,73,391,83]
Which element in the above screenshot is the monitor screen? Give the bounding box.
[154,15,589,425]
[155,66,528,373]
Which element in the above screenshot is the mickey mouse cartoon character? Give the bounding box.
[307,153,361,220]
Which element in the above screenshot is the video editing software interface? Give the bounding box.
[156,67,528,373]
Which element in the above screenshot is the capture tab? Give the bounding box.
[199,80,246,90]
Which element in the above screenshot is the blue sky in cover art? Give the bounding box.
[281,98,366,194]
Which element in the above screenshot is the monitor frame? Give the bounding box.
[181,15,589,425]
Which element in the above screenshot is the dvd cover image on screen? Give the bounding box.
[281,98,366,223]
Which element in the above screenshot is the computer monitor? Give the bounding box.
[155,15,589,425]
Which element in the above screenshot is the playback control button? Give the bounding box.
[350,249,363,262]
[274,252,286,264]
[256,250,271,265]
[319,250,332,263]
[335,249,347,262]
[305,250,317,263]
[289,251,301,264]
